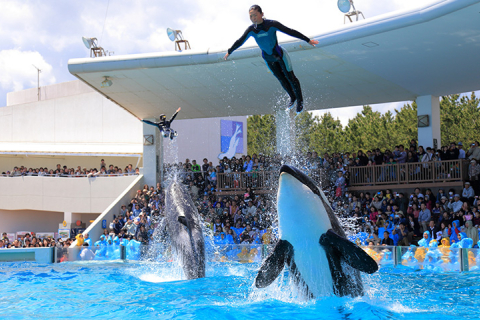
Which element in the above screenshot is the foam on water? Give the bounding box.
[1,261,480,319]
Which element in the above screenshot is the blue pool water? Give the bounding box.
[1,261,480,320]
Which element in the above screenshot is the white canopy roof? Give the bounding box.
[68,0,480,120]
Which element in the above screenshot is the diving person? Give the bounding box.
[224,5,319,114]
[139,107,181,140]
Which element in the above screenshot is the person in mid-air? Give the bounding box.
[224,5,318,114]
[139,107,181,140]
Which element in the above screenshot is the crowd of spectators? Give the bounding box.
[4,138,480,252]
[0,231,78,249]
[1,159,140,177]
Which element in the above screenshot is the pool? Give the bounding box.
[1,258,479,320]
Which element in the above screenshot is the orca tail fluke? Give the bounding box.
[255,239,293,288]
[320,229,378,274]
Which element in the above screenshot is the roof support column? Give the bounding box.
[417,95,441,150]
[143,122,163,187]
[275,109,296,156]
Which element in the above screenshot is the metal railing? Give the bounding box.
[0,173,139,178]
[348,159,469,187]
[216,169,330,192]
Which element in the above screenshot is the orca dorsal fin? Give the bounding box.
[320,229,378,274]
[255,239,293,288]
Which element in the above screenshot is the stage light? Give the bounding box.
[81,36,106,57]
[337,0,365,23]
[337,0,351,13]
[166,28,191,51]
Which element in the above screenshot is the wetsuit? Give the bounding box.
[142,109,179,139]
[228,19,310,111]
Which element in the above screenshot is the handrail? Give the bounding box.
[0,173,139,178]
[216,169,329,192]
[347,159,469,187]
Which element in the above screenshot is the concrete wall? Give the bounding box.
[0,81,143,155]
[6,80,94,106]
[0,210,64,234]
[74,174,145,245]
[0,175,138,213]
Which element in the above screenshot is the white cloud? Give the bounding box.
[0,49,56,92]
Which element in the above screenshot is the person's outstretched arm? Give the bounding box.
[272,21,319,46]
[168,107,181,123]
[141,119,158,127]
[224,26,253,60]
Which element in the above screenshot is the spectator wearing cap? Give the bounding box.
[461,181,475,205]
[467,141,480,161]
[125,219,136,236]
[448,194,463,213]
[458,142,466,159]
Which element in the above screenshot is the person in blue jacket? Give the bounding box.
[418,231,431,248]
[224,5,319,114]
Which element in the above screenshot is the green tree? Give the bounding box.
[247,114,276,155]
[246,93,480,155]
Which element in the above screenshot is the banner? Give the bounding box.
[58,229,70,239]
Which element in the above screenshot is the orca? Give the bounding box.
[255,165,378,298]
[161,180,206,279]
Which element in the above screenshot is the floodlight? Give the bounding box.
[82,37,98,49]
[337,0,351,13]
[166,28,191,52]
[167,28,177,41]
[101,76,112,88]
[339,0,365,23]
[82,36,107,58]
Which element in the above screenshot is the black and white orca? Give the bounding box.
[255,165,378,297]
[161,180,205,279]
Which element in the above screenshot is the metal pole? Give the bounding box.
[32,65,41,101]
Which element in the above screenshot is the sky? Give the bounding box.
[0,0,478,125]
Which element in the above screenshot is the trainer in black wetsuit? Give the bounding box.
[224,5,318,114]
[141,107,181,140]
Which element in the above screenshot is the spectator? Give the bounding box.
[462,182,475,205]
[393,223,411,246]
[393,145,407,163]
[448,194,463,213]
[335,171,346,197]
[467,141,480,161]
[418,203,431,233]
[381,231,394,246]
[125,219,136,236]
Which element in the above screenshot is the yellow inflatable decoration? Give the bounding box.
[414,247,426,263]
[237,247,250,263]
[468,251,476,266]
[439,238,451,263]
[362,246,380,263]
[75,233,84,246]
